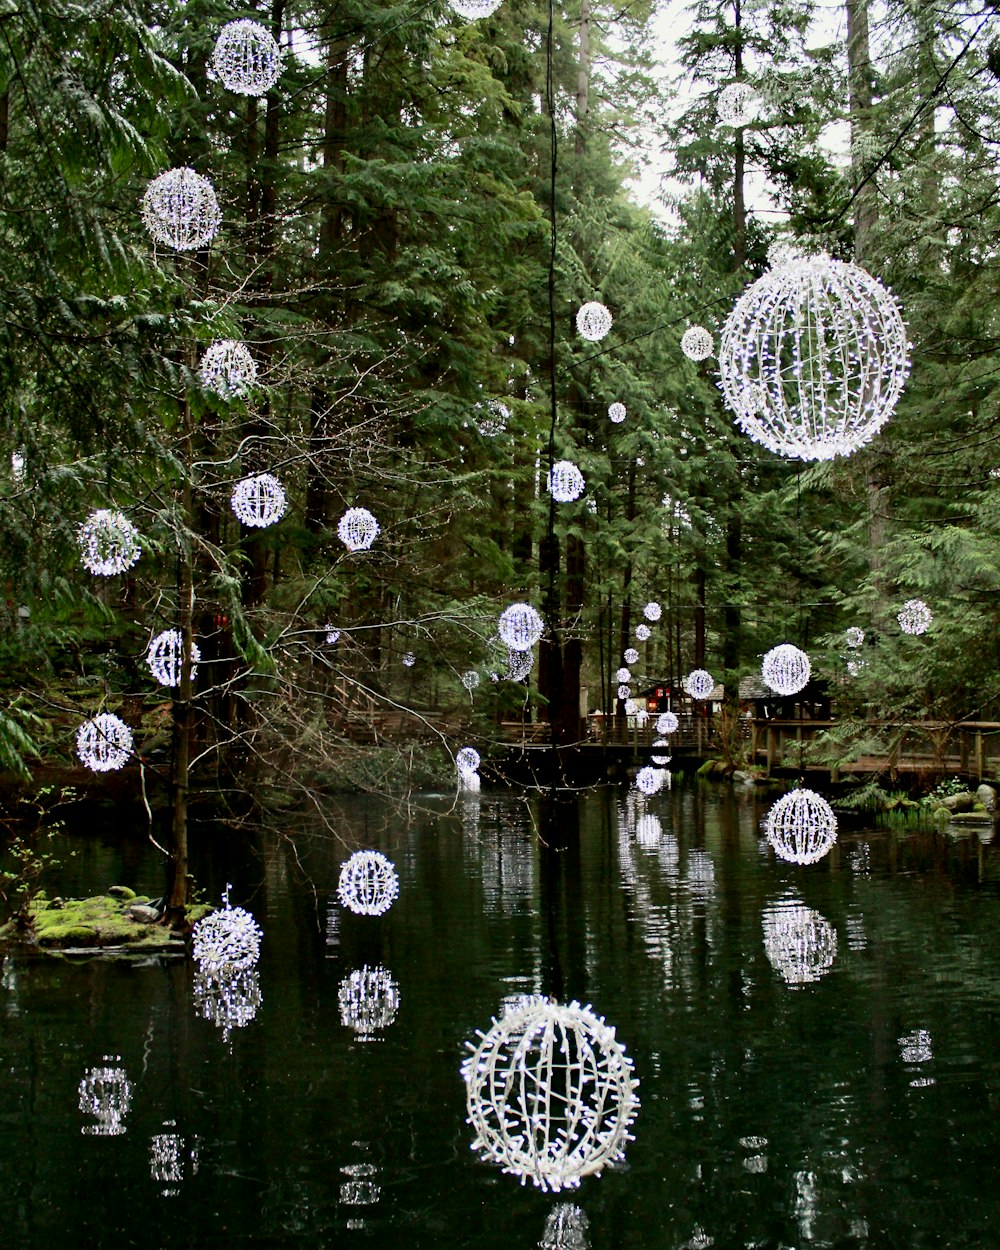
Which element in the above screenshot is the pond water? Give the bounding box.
[2,781,1000,1249]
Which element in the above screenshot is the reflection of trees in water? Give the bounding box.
[464,796,536,917]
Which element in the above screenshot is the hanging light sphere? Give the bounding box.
[643,601,661,622]
[616,667,631,684]
[474,399,509,437]
[339,965,400,1039]
[717,81,761,127]
[623,647,639,665]
[762,898,838,986]
[326,626,341,645]
[635,623,651,642]
[608,402,627,424]
[761,643,812,696]
[76,713,133,772]
[211,19,282,96]
[576,302,613,342]
[635,765,661,795]
[199,340,257,400]
[146,629,201,688]
[402,651,416,667]
[764,788,838,865]
[898,599,932,635]
[193,966,262,1040]
[78,1059,133,1136]
[845,626,865,649]
[683,669,715,700]
[680,325,714,361]
[192,888,263,974]
[617,684,631,701]
[11,451,25,481]
[628,701,647,722]
[456,746,481,776]
[650,739,671,766]
[448,0,503,18]
[78,509,142,576]
[718,252,910,461]
[462,670,480,692]
[504,647,533,682]
[231,473,287,528]
[337,506,380,551]
[656,711,679,735]
[498,602,544,651]
[141,167,221,252]
[548,460,585,503]
[461,997,640,1193]
[337,850,400,917]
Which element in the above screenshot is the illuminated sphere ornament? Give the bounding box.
[199,340,257,399]
[474,399,509,437]
[78,1059,133,1136]
[146,629,201,688]
[608,402,626,424]
[576,302,613,342]
[192,888,263,974]
[142,167,221,252]
[337,506,379,551]
[635,624,651,642]
[326,626,341,645]
[402,651,416,667]
[717,81,761,127]
[624,647,639,665]
[898,598,932,635]
[499,602,544,651]
[211,19,282,96]
[635,766,661,795]
[548,460,585,503]
[76,713,133,772]
[231,473,287,528]
[845,626,865,649]
[78,509,141,576]
[680,325,713,361]
[339,965,400,1039]
[616,667,631,684]
[462,670,480,692]
[461,997,639,1193]
[505,647,533,682]
[617,684,631,701]
[643,601,661,622]
[449,0,503,17]
[718,252,910,461]
[683,669,715,700]
[457,746,481,777]
[656,712,679,735]
[764,788,838,865]
[761,643,811,696]
[337,850,399,917]
[11,451,25,481]
[762,898,838,986]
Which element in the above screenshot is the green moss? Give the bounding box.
[1,894,214,951]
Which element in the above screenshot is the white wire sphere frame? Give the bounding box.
[680,325,714,361]
[448,0,503,18]
[623,647,639,665]
[635,765,662,795]
[78,1059,133,1136]
[192,895,263,975]
[762,898,838,986]
[575,302,613,342]
[146,629,201,688]
[548,460,585,503]
[643,601,661,622]
[337,506,380,551]
[616,667,631,684]
[211,19,282,96]
[141,167,221,252]
[231,473,287,528]
[617,685,631,701]
[634,623,651,642]
[462,670,480,692]
[683,669,715,700]
[761,643,812,696]
[498,602,544,651]
[76,713,133,772]
[716,81,762,127]
[608,402,627,424]
[898,598,932,635]
[199,340,258,400]
[461,997,640,1194]
[337,850,400,917]
[474,399,510,437]
[456,746,481,775]
[339,965,400,1039]
[78,509,142,577]
[845,626,865,649]
[718,253,910,462]
[764,789,839,866]
[656,712,679,735]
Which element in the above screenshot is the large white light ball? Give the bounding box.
[548,460,585,502]
[761,643,811,696]
[764,789,838,865]
[656,712,679,735]
[762,898,838,985]
[683,669,715,699]
[337,507,379,551]
[898,599,932,635]
[845,626,865,649]
[76,713,133,772]
[718,252,910,461]
[211,19,282,95]
[461,670,480,692]
[200,340,257,399]
[643,601,661,622]
[146,629,200,688]
[192,889,263,974]
[337,850,399,917]
[402,651,415,667]
[78,509,142,576]
[717,81,761,127]
[680,325,713,361]
[498,602,543,651]
[231,473,287,528]
[576,302,613,342]
[141,167,221,252]
[608,402,626,424]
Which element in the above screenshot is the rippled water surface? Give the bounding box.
[2,782,1000,1249]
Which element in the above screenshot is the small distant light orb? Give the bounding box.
[635,766,662,795]
[211,19,282,95]
[462,670,480,692]
[680,325,713,361]
[456,746,481,776]
[448,0,503,17]
[683,669,715,700]
[576,302,613,342]
[626,700,646,720]
[717,81,761,127]
[656,712,679,735]
[548,460,585,503]
[617,684,631,701]
[898,599,932,635]
[402,651,416,667]
[651,739,671,765]
[608,402,627,424]
[142,167,221,252]
[11,451,25,481]
[635,624,651,642]
[474,399,510,437]
[200,340,257,399]
[624,648,639,665]
[616,667,631,684]
[764,788,838,865]
[761,643,811,696]
[76,713,133,772]
[337,850,399,917]
[762,898,838,985]
[643,601,661,622]
[768,239,804,269]
[499,602,543,651]
[337,506,380,551]
[845,626,865,649]
[326,626,341,645]
[192,887,263,974]
[847,657,868,677]
[339,965,400,1039]
[78,509,142,576]
[146,629,201,688]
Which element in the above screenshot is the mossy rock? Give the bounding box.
[1,894,213,952]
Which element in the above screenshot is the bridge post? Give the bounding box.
[976,730,985,781]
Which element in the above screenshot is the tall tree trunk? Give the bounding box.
[575,0,590,158]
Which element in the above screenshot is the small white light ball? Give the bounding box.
[576,302,613,342]
[683,669,715,700]
[337,850,399,917]
[231,473,287,528]
[617,684,631,701]
[78,509,142,576]
[764,789,838,865]
[643,601,661,622]
[326,626,341,645]
[211,19,281,95]
[498,602,543,651]
[761,643,811,696]
[146,629,201,688]
[200,340,257,399]
[847,657,868,677]
[717,81,761,127]
[845,626,865,649]
[616,667,631,683]
[680,325,714,361]
[402,651,416,667]
[11,451,25,481]
[635,765,661,795]
[608,402,626,424]
[656,712,679,735]
[457,746,481,775]
[462,670,480,691]
[898,599,932,635]
[192,888,263,974]
[76,713,133,772]
[337,507,379,551]
[504,648,533,682]
[548,460,585,503]
[635,624,651,642]
[142,167,221,252]
[624,647,639,665]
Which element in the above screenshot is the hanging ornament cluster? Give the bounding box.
[656,711,679,735]
[462,997,639,1193]
[474,399,509,437]
[683,669,715,700]
[718,251,910,461]
[142,167,221,252]
[200,340,257,399]
[635,623,651,642]
[211,19,282,96]
[78,1058,133,1136]
[462,670,480,692]
[623,647,639,665]
[78,509,142,576]
[76,713,133,772]
[716,81,761,127]
[548,460,585,503]
[761,898,838,986]
[192,887,263,975]
[448,0,503,18]
[576,302,613,342]
[194,966,262,1041]
[498,602,544,651]
[764,789,838,865]
[680,325,713,361]
[337,506,380,551]
[608,402,626,424]
[845,626,865,649]
[339,965,400,1039]
[146,629,201,688]
[898,599,932,635]
[337,850,399,917]
[643,601,661,622]
[761,643,811,696]
[231,473,287,528]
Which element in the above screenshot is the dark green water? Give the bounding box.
[2,782,1000,1249]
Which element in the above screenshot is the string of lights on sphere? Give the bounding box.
[78,1059,133,1136]
[764,789,838,865]
[635,623,651,642]
[656,711,679,735]
[616,667,631,684]
[461,997,639,1193]
[231,473,287,528]
[498,602,544,651]
[643,601,661,622]
[761,898,838,986]
[461,670,480,692]
[76,713,133,772]
[448,0,503,17]
[211,19,282,95]
[337,850,399,917]
[191,888,263,974]
[898,599,932,635]
[142,167,221,252]
[635,765,662,795]
[146,629,200,688]
[456,746,481,777]
[339,965,400,1039]
[716,81,761,127]
[761,643,811,696]
[473,399,509,437]
[548,460,585,502]
[199,340,257,399]
[718,251,910,461]
[608,402,626,423]
[623,647,639,665]
[337,506,379,551]
[680,325,714,361]
[683,669,715,700]
[78,508,142,576]
[576,301,613,342]
[845,626,865,648]
[193,966,262,1041]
